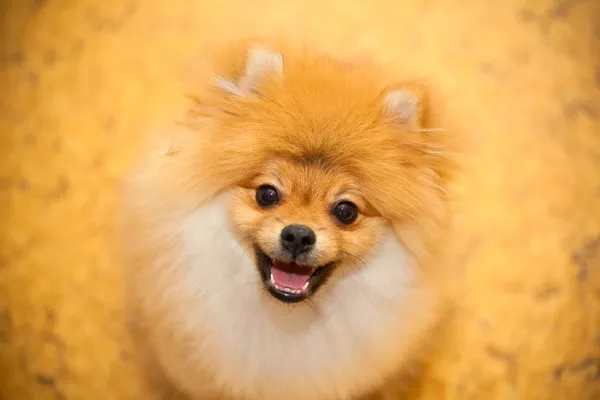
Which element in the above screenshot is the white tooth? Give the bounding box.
[270,274,276,285]
[301,281,310,291]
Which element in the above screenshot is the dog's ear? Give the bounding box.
[238,46,283,92]
[382,84,426,128]
[215,45,283,96]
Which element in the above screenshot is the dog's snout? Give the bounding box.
[280,224,316,256]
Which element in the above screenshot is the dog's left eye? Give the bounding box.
[256,185,280,207]
[333,201,358,224]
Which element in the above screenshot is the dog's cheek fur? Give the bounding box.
[336,216,387,266]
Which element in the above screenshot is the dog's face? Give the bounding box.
[187,44,451,305]
[229,158,386,303]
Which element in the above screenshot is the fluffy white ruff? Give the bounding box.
[144,193,432,400]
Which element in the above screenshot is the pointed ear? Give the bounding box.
[382,84,426,128]
[215,45,283,96]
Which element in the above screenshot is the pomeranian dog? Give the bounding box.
[120,41,454,400]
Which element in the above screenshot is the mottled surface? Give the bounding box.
[1,0,599,399]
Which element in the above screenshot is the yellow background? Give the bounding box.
[1,0,599,399]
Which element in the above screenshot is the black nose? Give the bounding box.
[280,224,316,256]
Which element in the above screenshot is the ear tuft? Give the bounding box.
[383,85,425,128]
[238,45,283,92]
[215,45,283,96]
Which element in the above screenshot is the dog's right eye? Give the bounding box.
[256,185,280,207]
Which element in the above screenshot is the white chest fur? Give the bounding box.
[144,194,432,400]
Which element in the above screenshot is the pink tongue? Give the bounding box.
[271,261,312,290]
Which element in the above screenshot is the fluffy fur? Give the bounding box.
[119,41,454,400]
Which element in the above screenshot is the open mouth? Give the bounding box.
[255,246,334,303]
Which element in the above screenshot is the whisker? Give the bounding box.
[339,250,367,268]
[338,250,367,278]
[304,296,322,315]
[233,235,255,259]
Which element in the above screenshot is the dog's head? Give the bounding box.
[185,44,451,303]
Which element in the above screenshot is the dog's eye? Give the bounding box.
[333,201,358,224]
[256,185,280,207]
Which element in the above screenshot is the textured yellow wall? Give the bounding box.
[1,0,599,399]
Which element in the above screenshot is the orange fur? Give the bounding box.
[119,40,456,400]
